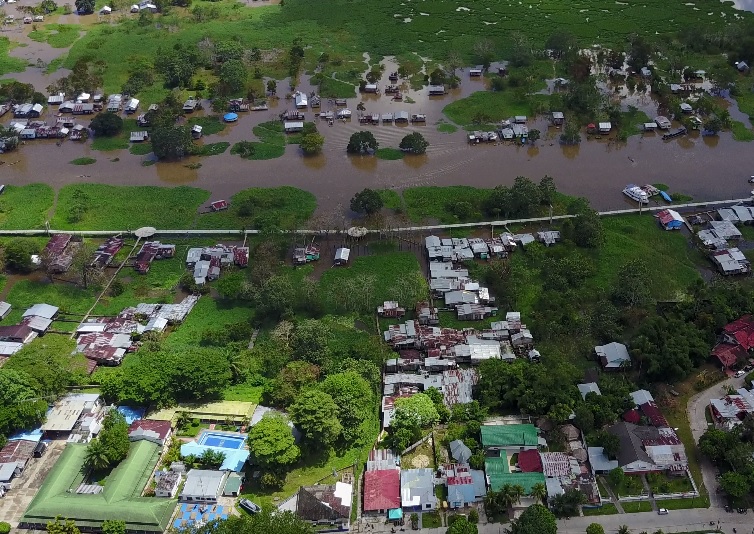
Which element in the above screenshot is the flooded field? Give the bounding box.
[2,36,754,219]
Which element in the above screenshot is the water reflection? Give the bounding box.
[677,137,695,150]
[302,153,327,170]
[561,144,580,159]
[527,146,540,158]
[155,159,200,184]
[349,154,378,172]
[403,153,428,169]
[703,135,720,149]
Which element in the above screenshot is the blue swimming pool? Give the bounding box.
[197,431,246,450]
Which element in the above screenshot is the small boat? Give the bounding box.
[659,190,672,203]
[623,184,649,204]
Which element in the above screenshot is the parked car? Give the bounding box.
[735,370,746,378]
[239,499,261,514]
[658,508,669,515]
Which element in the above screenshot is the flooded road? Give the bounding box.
[2,53,754,219]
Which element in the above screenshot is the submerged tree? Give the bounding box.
[346,131,378,154]
[350,188,383,215]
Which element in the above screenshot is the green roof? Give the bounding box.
[487,472,546,494]
[22,441,176,532]
[480,424,538,448]
[484,455,510,475]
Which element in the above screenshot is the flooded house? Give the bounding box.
[469,66,483,77]
[13,103,43,118]
[680,102,693,114]
[598,122,612,134]
[395,111,409,124]
[183,99,200,113]
[381,113,394,125]
[72,103,94,115]
[129,131,149,142]
[294,92,308,109]
[191,125,203,139]
[428,85,446,96]
[284,121,304,133]
[551,111,564,126]
[48,93,65,106]
[363,83,379,93]
[410,114,426,123]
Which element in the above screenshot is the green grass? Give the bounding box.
[129,142,153,155]
[3,280,94,326]
[647,472,694,494]
[619,107,652,138]
[319,252,427,312]
[230,121,287,159]
[165,296,255,348]
[654,497,709,510]
[187,115,227,136]
[197,186,316,230]
[0,184,55,230]
[582,503,618,516]
[223,383,263,403]
[91,119,142,152]
[193,142,230,156]
[375,147,404,160]
[403,186,490,223]
[318,76,357,99]
[51,184,210,229]
[621,500,653,513]
[377,189,403,211]
[731,121,754,142]
[437,122,458,134]
[0,37,27,75]
[28,24,82,48]
[70,157,96,165]
[422,512,442,528]
[443,91,541,126]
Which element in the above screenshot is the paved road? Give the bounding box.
[556,510,753,534]
[687,374,746,509]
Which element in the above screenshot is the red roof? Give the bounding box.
[517,449,543,473]
[210,200,229,211]
[712,343,747,369]
[128,419,172,441]
[639,401,669,428]
[363,469,400,511]
[623,409,641,424]
[723,315,754,350]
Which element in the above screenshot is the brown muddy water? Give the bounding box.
[2,41,754,218]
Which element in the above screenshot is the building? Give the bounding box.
[711,248,750,275]
[210,200,229,211]
[577,382,601,400]
[294,482,352,528]
[713,315,754,371]
[606,422,687,475]
[595,342,631,370]
[183,99,200,112]
[587,447,619,474]
[457,303,497,321]
[656,209,684,230]
[481,424,539,453]
[284,121,304,133]
[449,440,472,464]
[598,122,612,133]
[91,236,125,269]
[401,468,437,512]
[363,468,401,515]
[443,464,486,508]
[708,220,742,240]
[293,244,320,265]
[709,387,754,430]
[428,85,446,95]
[334,247,350,266]
[128,419,172,446]
[551,111,564,125]
[43,234,76,273]
[135,241,175,274]
[654,116,671,130]
[378,301,406,318]
[180,469,228,503]
[41,393,103,435]
[0,324,36,344]
[155,470,182,498]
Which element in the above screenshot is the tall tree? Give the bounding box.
[74,0,94,14]
[84,439,111,471]
[506,504,557,534]
[346,131,378,154]
[99,410,130,465]
[289,390,342,447]
[179,510,313,534]
[399,132,429,154]
[319,371,374,445]
[447,516,478,534]
[393,394,439,428]
[350,188,383,215]
[151,125,193,160]
[586,523,606,534]
[246,413,300,470]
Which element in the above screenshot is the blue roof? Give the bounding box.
[179,442,249,472]
[117,406,146,425]
[8,427,43,443]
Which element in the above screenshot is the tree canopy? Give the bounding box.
[350,189,384,215]
[506,504,557,534]
[289,390,342,447]
[151,125,193,160]
[90,113,123,137]
[346,131,378,154]
[246,413,300,470]
[399,132,429,154]
[178,510,314,534]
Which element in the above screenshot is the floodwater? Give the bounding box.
[3,40,754,218]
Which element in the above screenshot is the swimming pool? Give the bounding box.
[197,431,246,450]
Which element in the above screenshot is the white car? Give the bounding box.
[735,370,746,378]
[658,508,669,515]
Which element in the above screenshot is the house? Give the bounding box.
[711,248,750,275]
[134,241,175,274]
[395,111,410,123]
[183,99,199,112]
[41,393,103,435]
[456,303,497,321]
[401,468,437,512]
[708,220,742,240]
[378,301,406,318]
[656,209,684,230]
[154,470,181,498]
[222,473,243,497]
[596,341,631,370]
[709,388,754,430]
[536,231,560,246]
[428,85,446,95]
[606,422,686,475]
[334,247,350,266]
[443,464,486,509]
[130,131,149,142]
[125,98,139,114]
[551,111,564,126]
[577,382,602,400]
[587,447,618,474]
[0,324,36,344]
[598,122,612,133]
[449,440,472,464]
[481,424,538,453]
[48,93,65,106]
[416,301,439,325]
[469,66,483,77]
[514,116,527,124]
[736,61,749,72]
[180,469,227,503]
[106,94,122,112]
[629,389,654,406]
[73,103,94,115]
[363,469,401,515]
[680,102,693,114]
[295,92,309,109]
[294,482,352,528]
[363,84,378,93]
[128,419,172,446]
[444,291,478,308]
[191,125,203,139]
[284,121,304,133]
[0,301,11,320]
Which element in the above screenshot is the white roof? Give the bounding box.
[598,122,612,130]
[284,121,304,129]
[181,469,226,499]
[0,341,24,356]
[0,301,11,317]
[42,393,100,432]
[0,462,17,483]
[630,389,654,406]
[335,247,350,262]
[577,382,602,400]
[127,98,139,108]
[23,303,59,319]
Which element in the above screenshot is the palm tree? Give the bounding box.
[530,482,547,503]
[618,526,631,534]
[85,439,110,471]
[511,484,525,504]
[499,484,517,511]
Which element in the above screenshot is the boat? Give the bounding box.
[623,184,649,204]
[659,190,672,203]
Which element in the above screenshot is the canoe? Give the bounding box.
[660,190,672,203]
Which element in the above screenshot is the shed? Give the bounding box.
[514,115,527,124]
[130,131,149,142]
[294,92,308,109]
[180,469,227,503]
[680,102,693,114]
[0,301,11,320]
[656,209,684,230]
[395,111,410,123]
[284,121,304,133]
[598,122,612,133]
[334,247,350,266]
[551,111,564,125]
[191,125,203,139]
[125,98,140,114]
[363,84,378,93]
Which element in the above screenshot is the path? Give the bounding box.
[247,328,259,350]
[597,477,625,514]
[639,474,657,511]
[0,197,750,238]
[686,373,747,509]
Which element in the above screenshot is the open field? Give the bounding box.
[582,503,618,516]
[197,186,316,230]
[0,184,54,230]
[621,501,653,513]
[28,24,82,48]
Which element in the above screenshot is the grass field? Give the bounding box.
[654,497,709,510]
[582,503,618,516]
[28,24,82,48]
[402,185,490,223]
[197,186,316,230]
[731,121,754,142]
[70,157,96,165]
[51,184,210,229]
[0,37,26,75]
[91,119,143,151]
[621,500,652,513]
[3,280,94,325]
[0,184,54,230]
[377,189,404,211]
[187,116,227,136]
[193,142,230,156]
[443,91,547,127]
[375,148,404,160]
[129,142,153,155]
[165,296,255,348]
